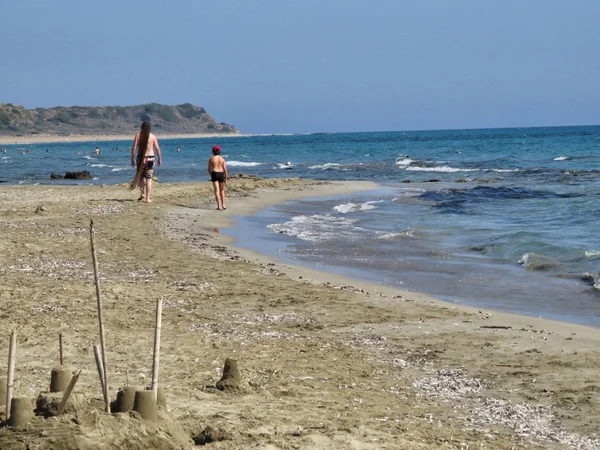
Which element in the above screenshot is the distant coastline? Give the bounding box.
[0,102,239,143]
[0,132,250,146]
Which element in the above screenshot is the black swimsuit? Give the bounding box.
[211,171,225,182]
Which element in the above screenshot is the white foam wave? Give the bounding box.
[585,250,600,257]
[111,167,130,172]
[267,214,360,243]
[554,156,569,161]
[334,202,358,213]
[406,165,478,173]
[333,200,383,214]
[276,162,294,170]
[378,230,415,239]
[90,164,107,168]
[227,161,263,167]
[395,157,414,167]
[309,163,341,170]
[489,168,520,173]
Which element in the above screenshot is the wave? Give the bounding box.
[554,156,569,161]
[333,200,383,214]
[406,165,479,173]
[395,157,414,167]
[90,164,108,168]
[275,162,294,170]
[377,230,416,240]
[267,214,361,243]
[308,163,342,170]
[518,252,560,271]
[585,250,600,258]
[227,161,263,167]
[111,167,130,172]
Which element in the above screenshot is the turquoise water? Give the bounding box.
[2,126,600,326]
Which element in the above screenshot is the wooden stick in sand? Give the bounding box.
[93,344,108,408]
[57,370,81,415]
[5,330,16,419]
[90,219,110,413]
[150,297,163,400]
[59,332,63,366]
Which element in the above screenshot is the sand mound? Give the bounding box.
[0,399,193,449]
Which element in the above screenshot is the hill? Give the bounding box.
[0,103,238,137]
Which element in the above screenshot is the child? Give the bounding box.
[207,145,228,210]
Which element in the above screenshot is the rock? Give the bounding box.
[50,171,92,180]
[65,171,92,180]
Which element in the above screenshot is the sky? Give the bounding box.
[1,1,599,134]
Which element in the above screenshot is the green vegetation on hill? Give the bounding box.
[0,102,238,136]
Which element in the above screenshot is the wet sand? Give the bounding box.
[0,179,599,449]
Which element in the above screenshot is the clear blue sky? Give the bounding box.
[2,1,599,133]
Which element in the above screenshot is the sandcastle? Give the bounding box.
[0,219,240,447]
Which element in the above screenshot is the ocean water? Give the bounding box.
[2,126,600,326]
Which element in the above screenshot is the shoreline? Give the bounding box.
[0,180,599,448]
[167,181,600,334]
[0,132,252,145]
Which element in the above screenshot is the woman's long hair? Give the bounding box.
[129,121,151,190]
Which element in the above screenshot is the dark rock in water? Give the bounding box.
[51,171,92,180]
[580,273,597,285]
[65,171,92,180]
[425,179,442,183]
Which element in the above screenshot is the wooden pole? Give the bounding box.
[90,219,110,413]
[93,344,109,410]
[150,297,163,400]
[6,330,16,419]
[56,370,81,415]
[59,333,63,366]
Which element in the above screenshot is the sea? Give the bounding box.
[2,126,600,327]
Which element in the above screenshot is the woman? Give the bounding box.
[130,121,162,203]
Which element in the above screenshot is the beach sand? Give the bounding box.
[0,179,599,449]
[0,132,248,146]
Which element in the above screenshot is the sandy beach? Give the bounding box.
[0,132,249,146]
[0,178,599,449]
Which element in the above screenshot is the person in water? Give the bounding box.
[207,145,228,210]
[130,121,162,203]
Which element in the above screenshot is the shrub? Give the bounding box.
[157,106,178,122]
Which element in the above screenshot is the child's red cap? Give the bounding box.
[212,145,221,153]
